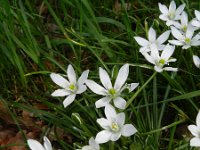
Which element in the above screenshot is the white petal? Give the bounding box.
[95,130,112,144]
[99,67,112,89]
[176,3,185,15]
[190,137,200,147]
[51,89,70,97]
[169,1,176,13]
[159,14,168,21]
[154,66,163,72]
[158,3,168,14]
[157,30,170,44]
[181,11,188,26]
[163,67,178,72]
[191,40,200,46]
[67,64,77,84]
[173,22,181,29]
[43,136,52,150]
[192,19,200,27]
[27,139,45,150]
[192,34,200,42]
[121,124,137,137]
[166,20,175,26]
[95,97,111,108]
[167,58,177,63]
[50,73,69,89]
[63,94,76,107]
[150,44,160,61]
[161,44,175,60]
[193,55,200,68]
[134,36,149,46]
[168,40,183,46]
[182,45,191,49]
[116,113,125,126]
[148,27,156,42]
[88,137,99,150]
[114,64,129,90]
[110,132,121,141]
[195,10,200,21]
[127,83,139,92]
[86,80,107,95]
[188,125,199,137]
[113,97,126,110]
[105,104,117,120]
[186,25,195,39]
[142,52,155,65]
[170,26,184,41]
[77,70,89,85]
[158,44,165,50]
[76,84,87,94]
[97,118,110,130]
[196,111,200,127]
[82,146,93,150]
[139,46,150,53]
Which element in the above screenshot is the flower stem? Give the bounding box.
[109,141,115,150]
[141,118,185,135]
[126,71,157,109]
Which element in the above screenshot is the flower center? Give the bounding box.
[109,88,116,97]
[185,38,191,43]
[69,84,76,91]
[183,25,187,32]
[159,59,165,65]
[168,11,175,19]
[111,122,120,132]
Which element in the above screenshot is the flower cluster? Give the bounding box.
[134,0,200,72]
[28,64,138,149]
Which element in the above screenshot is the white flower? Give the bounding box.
[142,44,177,72]
[95,105,137,144]
[188,111,200,147]
[134,27,170,53]
[27,136,52,150]
[158,1,185,26]
[77,137,100,150]
[173,11,191,32]
[86,64,139,109]
[193,55,200,68]
[192,10,200,28]
[50,64,89,108]
[169,26,200,49]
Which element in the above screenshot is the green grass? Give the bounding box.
[0,0,200,149]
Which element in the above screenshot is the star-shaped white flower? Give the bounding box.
[188,111,200,147]
[77,137,100,150]
[142,44,177,72]
[193,55,200,68]
[27,136,52,150]
[86,64,139,109]
[173,11,192,33]
[169,26,200,49]
[134,27,170,53]
[50,64,89,108]
[192,10,200,28]
[158,1,185,26]
[95,105,137,144]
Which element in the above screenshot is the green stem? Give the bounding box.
[109,141,115,150]
[141,118,185,135]
[126,71,157,109]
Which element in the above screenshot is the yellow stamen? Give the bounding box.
[111,122,119,132]
[159,59,165,65]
